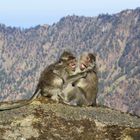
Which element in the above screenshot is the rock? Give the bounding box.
[0,98,140,140]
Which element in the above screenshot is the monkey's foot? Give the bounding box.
[51,95,60,103]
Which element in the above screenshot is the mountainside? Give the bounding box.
[0,8,140,116]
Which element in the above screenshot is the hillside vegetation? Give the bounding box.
[0,8,140,116]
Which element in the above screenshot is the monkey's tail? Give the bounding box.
[0,101,30,111]
[0,89,41,111]
[30,88,41,100]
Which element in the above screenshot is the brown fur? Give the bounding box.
[61,52,98,106]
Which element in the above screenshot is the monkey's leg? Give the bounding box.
[61,85,88,106]
[60,84,76,102]
[69,87,88,106]
[42,86,62,102]
[51,89,62,102]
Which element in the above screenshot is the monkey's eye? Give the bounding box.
[86,57,90,62]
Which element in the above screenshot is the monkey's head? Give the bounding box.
[59,51,77,73]
[60,51,75,62]
[79,52,96,71]
[66,58,77,72]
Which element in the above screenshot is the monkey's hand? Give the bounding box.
[68,71,87,80]
[71,77,84,86]
[65,71,87,86]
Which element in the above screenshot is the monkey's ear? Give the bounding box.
[88,53,96,62]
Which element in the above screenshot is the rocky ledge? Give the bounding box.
[0,98,140,140]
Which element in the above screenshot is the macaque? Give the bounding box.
[61,52,98,106]
[36,51,78,101]
[0,51,87,111]
[38,51,92,101]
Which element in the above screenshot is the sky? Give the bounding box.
[0,0,140,28]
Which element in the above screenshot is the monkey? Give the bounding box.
[60,52,98,106]
[0,51,89,111]
[36,51,77,101]
[36,51,93,101]
[0,51,76,110]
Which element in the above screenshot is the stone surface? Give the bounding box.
[0,98,140,140]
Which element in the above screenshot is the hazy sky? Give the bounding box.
[0,0,139,28]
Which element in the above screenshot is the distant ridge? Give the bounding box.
[0,8,139,116]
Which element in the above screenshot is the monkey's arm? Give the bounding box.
[69,62,95,78]
[66,65,95,84]
[71,69,95,86]
[64,63,96,88]
[65,71,87,85]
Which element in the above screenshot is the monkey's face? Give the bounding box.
[68,59,77,72]
[80,53,96,71]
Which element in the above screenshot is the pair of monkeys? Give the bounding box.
[0,51,98,110]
